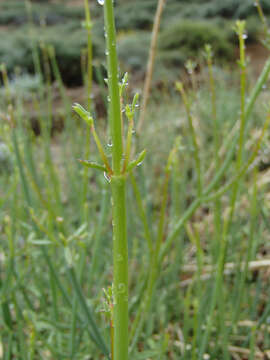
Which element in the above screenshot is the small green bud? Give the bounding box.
[132,93,140,112]
[175,81,184,93]
[73,103,94,127]
[122,72,128,86]
[126,149,147,173]
[0,63,6,73]
[234,20,246,36]
[204,44,213,59]
[185,59,197,75]
[125,104,133,120]
[119,72,129,96]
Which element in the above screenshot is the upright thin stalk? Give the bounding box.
[74,1,139,355]
[199,21,248,358]
[104,1,128,359]
[82,0,93,222]
[176,82,202,196]
[84,0,93,111]
[205,45,218,165]
[130,148,175,353]
[137,0,166,133]
[205,44,221,260]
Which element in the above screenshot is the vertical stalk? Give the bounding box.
[84,0,93,111]
[104,1,128,359]
[137,0,166,133]
[205,45,221,260]
[205,45,218,165]
[81,0,93,223]
[104,1,123,173]
[130,149,174,353]
[176,82,202,197]
[111,176,128,360]
[199,21,248,358]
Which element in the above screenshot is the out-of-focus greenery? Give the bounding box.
[1,1,270,359]
[1,58,270,359]
[0,1,84,25]
[0,0,269,85]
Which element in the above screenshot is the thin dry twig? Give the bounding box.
[180,259,270,287]
[182,259,270,273]
[228,345,264,359]
[137,0,166,133]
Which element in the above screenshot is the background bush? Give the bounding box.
[0,0,269,86]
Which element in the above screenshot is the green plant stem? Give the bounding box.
[177,83,202,196]
[12,125,109,356]
[205,55,270,181]
[104,1,128,359]
[232,169,258,324]
[130,159,171,353]
[198,217,229,359]
[89,186,110,282]
[159,197,201,264]
[206,46,222,260]
[130,173,153,257]
[160,52,270,263]
[82,0,93,222]
[255,0,268,38]
[199,24,248,357]
[207,53,218,157]
[84,0,93,111]
[104,0,123,174]
[234,22,247,192]
[111,175,128,360]
[67,266,109,354]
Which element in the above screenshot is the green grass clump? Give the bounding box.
[117,31,151,72]
[1,0,268,86]
[117,20,234,81]
[159,20,234,61]
[0,23,104,85]
[0,1,84,26]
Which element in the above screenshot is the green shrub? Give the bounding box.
[0,0,267,86]
[0,1,84,26]
[0,23,105,85]
[189,0,270,19]
[117,20,235,80]
[112,21,236,83]
[117,31,151,73]
[116,0,270,23]
[0,31,33,73]
[114,0,157,30]
[159,20,234,61]
[0,74,42,100]
[117,31,186,82]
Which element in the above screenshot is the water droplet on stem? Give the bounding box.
[118,283,126,293]
[104,172,111,183]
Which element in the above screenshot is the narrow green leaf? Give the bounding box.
[126,149,147,173]
[73,103,93,127]
[67,267,110,357]
[78,160,107,172]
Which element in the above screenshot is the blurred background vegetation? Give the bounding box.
[2,1,270,358]
[1,0,270,87]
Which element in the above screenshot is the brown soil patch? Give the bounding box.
[247,43,270,76]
